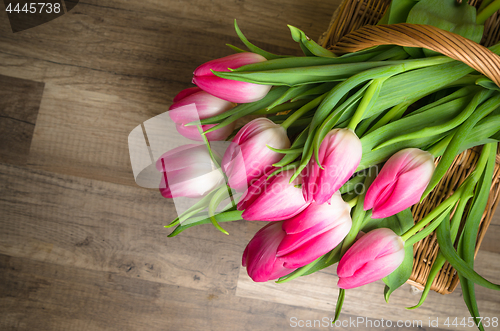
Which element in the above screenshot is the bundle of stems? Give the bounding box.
[165,1,500,329]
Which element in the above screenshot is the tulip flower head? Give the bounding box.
[193,53,272,103]
[364,148,435,219]
[238,169,309,222]
[169,87,235,141]
[303,128,362,204]
[242,221,297,282]
[276,192,352,268]
[223,117,290,192]
[337,228,405,289]
[156,144,224,198]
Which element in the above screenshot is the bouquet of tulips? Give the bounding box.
[147,1,500,329]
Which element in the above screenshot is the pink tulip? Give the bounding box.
[276,193,352,268]
[169,87,235,141]
[238,169,309,222]
[222,117,290,192]
[242,222,297,282]
[156,144,224,198]
[302,128,362,204]
[337,228,405,289]
[364,148,435,219]
[193,53,272,103]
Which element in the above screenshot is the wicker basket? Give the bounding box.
[320,0,500,294]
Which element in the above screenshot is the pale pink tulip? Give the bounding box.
[276,193,352,268]
[242,221,297,282]
[239,169,309,222]
[222,118,290,192]
[156,144,224,198]
[337,228,405,289]
[169,87,235,141]
[193,53,272,103]
[364,148,435,219]
[302,128,362,204]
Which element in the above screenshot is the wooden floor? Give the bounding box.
[1,1,499,330]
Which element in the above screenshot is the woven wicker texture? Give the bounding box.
[408,149,500,293]
[332,23,500,87]
[321,0,500,294]
[320,0,500,48]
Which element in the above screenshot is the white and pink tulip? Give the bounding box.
[156,144,224,198]
[169,87,235,141]
[222,117,290,192]
[337,228,405,289]
[193,53,272,103]
[364,148,435,219]
[302,128,362,204]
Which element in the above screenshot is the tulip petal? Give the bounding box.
[222,118,290,192]
[364,148,435,218]
[281,223,352,268]
[193,75,272,103]
[337,251,405,289]
[194,53,267,77]
[173,87,202,103]
[303,129,362,204]
[241,170,309,221]
[243,222,296,282]
[337,228,403,278]
[169,91,234,123]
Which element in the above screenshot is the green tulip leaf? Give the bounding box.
[436,215,500,290]
[373,208,415,302]
[407,0,484,58]
[383,243,413,303]
[334,289,346,323]
[167,209,243,237]
[233,20,285,60]
[476,77,500,91]
[387,0,419,24]
[288,25,336,58]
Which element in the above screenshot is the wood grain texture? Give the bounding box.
[0,0,499,330]
[0,74,44,165]
[0,0,335,105]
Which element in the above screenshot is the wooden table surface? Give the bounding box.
[1,1,499,330]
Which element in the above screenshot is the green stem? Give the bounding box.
[208,185,233,235]
[426,133,454,157]
[280,93,327,130]
[347,196,359,209]
[479,0,495,12]
[477,0,500,25]
[400,185,465,242]
[347,77,387,131]
[275,255,323,284]
[341,170,376,255]
[365,99,412,135]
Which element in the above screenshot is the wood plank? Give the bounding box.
[479,208,500,253]
[0,0,340,105]
[0,74,44,165]
[0,163,248,293]
[27,84,162,186]
[0,254,440,331]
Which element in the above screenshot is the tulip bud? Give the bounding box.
[302,128,362,204]
[239,169,309,222]
[169,87,235,141]
[337,228,405,289]
[276,192,352,268]
[364,148,435,219]
[156,144,224,198]
[223,118,290,192]
[193,53,272,103]
[242,221,297,282]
